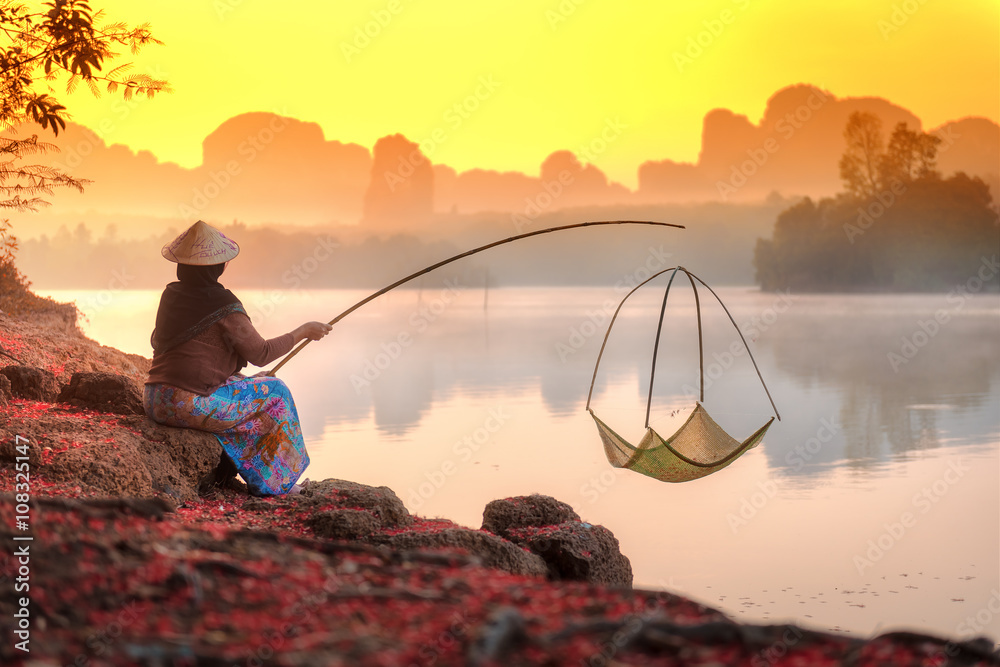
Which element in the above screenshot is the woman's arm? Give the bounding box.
[291,321,333,345]
[221,314,329,368]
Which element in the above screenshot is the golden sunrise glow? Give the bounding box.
[61,0,1000,187]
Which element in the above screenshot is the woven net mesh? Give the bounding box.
[590,403,773,483]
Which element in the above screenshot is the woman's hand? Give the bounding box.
[292,321,333,344]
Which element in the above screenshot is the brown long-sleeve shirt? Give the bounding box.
[146,312,294,395]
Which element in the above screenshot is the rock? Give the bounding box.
[481,494,581,538]
[2,391,229,504]
[0,373,10,406]
[0,311,151,389]
[480,494,632,587]
[284,481,551,577]
[301,478,412,528]
[0,431,42,467]
[371,528,549,578]
[308,509,381,540]
[56,371,144,415]
[34,495,176,520]
[135,418,226,502]
[35,417,224,503]
[240,497,276,512]
[26,302,79,334]
[1,364,60,401]
[41,433,156,499]
[510,522,633,587]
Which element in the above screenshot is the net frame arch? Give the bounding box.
[585,266,780,482]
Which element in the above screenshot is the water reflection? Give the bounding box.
[52,287,999,470]
[756,294,1000,471]
[43,287,1000,639]
[276,288,999,478]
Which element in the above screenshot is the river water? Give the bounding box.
[41,285,1000,643]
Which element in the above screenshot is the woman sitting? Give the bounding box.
[143,220,331,495]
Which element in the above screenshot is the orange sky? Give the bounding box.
[60,0,1000,188]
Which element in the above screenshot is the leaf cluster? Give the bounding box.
[1,0,168,211]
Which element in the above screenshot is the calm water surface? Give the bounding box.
[43,286,1000,642]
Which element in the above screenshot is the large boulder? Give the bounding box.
[301,478,412,528]
[57,372,144,416]
[1,364,60,401]
[239,479,414,540]
[1,405,225,503]
[0,311,150,389]
[0,373,10,406]
[482,494,581,538]
[482,494,632,587]
[250,480,551,578]
[36,417,224,503]
[307,508,382,540]
[510,522,634,587]
[134,418,227,501]
[370,527,549,578]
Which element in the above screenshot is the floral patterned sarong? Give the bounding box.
[143,376,309,495]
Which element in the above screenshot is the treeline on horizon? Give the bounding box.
[19,221,485,292]
[754,113,1000,292]
[16,202,784,291]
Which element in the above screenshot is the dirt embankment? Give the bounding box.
[1,310,998,666]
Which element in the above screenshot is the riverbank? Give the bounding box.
[1,309,998,665]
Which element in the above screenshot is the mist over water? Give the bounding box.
[44,286,1000,640]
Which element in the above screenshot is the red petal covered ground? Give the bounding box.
[2,470,997,666]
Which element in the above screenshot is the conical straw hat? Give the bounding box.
[162,220,240,265]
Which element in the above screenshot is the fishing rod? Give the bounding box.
[266,219,684,375]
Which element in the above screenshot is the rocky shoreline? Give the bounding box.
[1,311,998,665]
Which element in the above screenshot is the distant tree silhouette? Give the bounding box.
[838,112,885,198]
[881,122,941,185]
[838,112,944,199]
[757,113,999,292]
